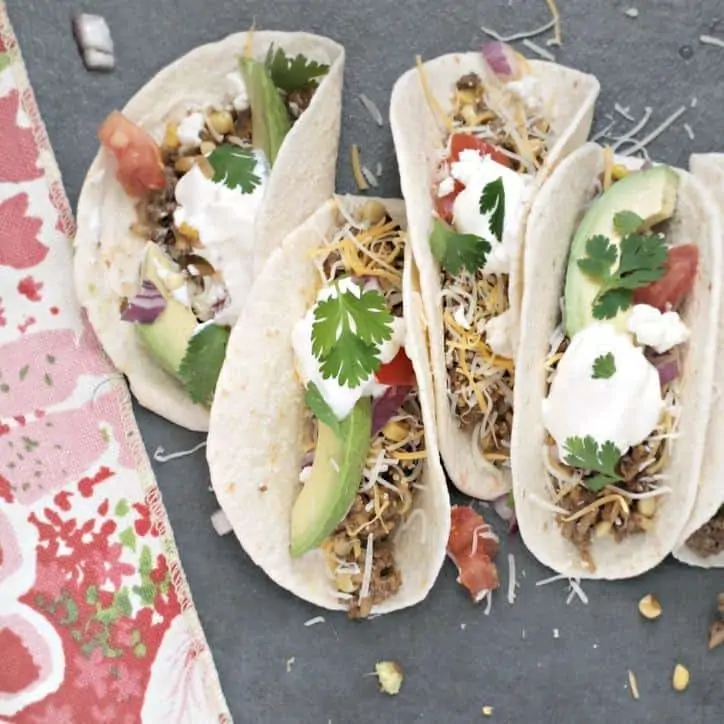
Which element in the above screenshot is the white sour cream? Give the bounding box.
[627,304,690,354]
[450,149,532,275]
[485,309,515,359]
[177,112,205,149]
[224,71,250,111]
[292,278,406,421]
[542,322,664,461]
[173,157,268,325]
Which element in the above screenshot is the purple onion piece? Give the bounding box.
[492,492,518,534]
[481,41,521,80]
[121,280,166,324]
[372,385,411,435]
[646,349,680,387]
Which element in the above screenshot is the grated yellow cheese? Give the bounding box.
[393,450,428,461]
[545,0,562,45]
[351,144,369,191]
[243,22,256,59]
[603,145,613,191]
[560,494,630,523]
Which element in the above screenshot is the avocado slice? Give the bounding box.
[290,397,373,558]
[564,166,679,337]
[239,57,292,167]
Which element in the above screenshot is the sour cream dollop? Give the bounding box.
[450,149,533,275]
[173,156,268,325]
[292,278,406,421]
[542,322,664,461]
[627,304,690,354]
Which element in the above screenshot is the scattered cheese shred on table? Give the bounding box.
[628,670,640,700]
[545,0,562,45]
[350,144,369,191]
[700,34,724,49]
[521,39,555,60]
[480,19,555,43]
[153,440,207,462]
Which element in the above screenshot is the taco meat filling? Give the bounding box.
[291,201,426,619]
[686,506,724,558]
[422,43,551,471]
[538,164,698,570]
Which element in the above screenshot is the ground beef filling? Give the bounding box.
[686,506,724,558]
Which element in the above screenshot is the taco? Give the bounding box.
[511,142,721,579]
[74,30,344,431]
[207,196,450,617]
[673,153,724,568]
[389,42,600,500]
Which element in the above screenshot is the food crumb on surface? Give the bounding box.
[624,8,639,18]
[628,669,640,700]
[553,628,560,639]
[481,705,494,717]
[708,592,724,650]
[638,593,662,620]
[375,661,404,695]
[672,663,689,692]
[286,657,295,673]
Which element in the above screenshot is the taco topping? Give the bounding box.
[538,163,698,569]
[423,44,548,475]
[288,201,426,618]
[685,505,724,558]
[100,45,329,406]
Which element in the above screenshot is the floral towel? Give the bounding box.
[0,5,231,722]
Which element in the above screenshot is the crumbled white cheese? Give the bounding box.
[437,176,455,197]
[177,112,206,149]
[485,309,515,359]
[627,304,690,354]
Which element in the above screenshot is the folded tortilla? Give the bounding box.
[74,31,345,431]
[389,52,600,500]
[673,153,724,568]
[206,195,450,614]
[511,143,721,579]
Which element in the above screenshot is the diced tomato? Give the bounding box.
[446,505,500,602]
[98,111,166,197]
[448,133,513,168]
[375,349,416,387]
[633,244,699,312]
[433,179,464,224]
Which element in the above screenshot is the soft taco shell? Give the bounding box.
[511,142,721,579]
[206,195,450,614]
[74,31,345,431]
[389,53,600,500]
[673,153,724,568]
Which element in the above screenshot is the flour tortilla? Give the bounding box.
[74,31,345,431]
[389,53,600,499]
[673,153,724,568]
[511,142,721,579]
[206,195,450,613]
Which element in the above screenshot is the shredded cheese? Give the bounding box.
[683,123,695,140]
[619,105,687,157]
[359,93,384,126]
[210,509,232,536]
[153,440,207,462]
[545,0,562,45]
[304,616,326,627]
[522,38,555,61]
[560,494,630,523]
[628,670,640,700]
[700,34,724,49]
[610,107,653,151]
[480,19,555,43]
[360,532,375,601]
[350,144,369,190]
[507,553,517,604]
[614,103,635,122]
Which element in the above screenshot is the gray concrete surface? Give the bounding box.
[8,0,724,721]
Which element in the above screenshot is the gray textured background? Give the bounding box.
[8,1,724,722]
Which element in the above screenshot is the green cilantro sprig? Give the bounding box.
[207,145,261,194]
[304,383,341,437]
[311,281,393,388]
[563,435,623,492]
[430,219,491,275]
[576,230,668,320]
[479,177,505,241]
[264,45,330,93]
[591,352,616,380]
[178,324,231,405]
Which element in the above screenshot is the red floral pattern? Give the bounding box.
[0,4,229,722]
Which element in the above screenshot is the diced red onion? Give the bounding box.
[355,275,381,293]
[72,13,115,72]
[646,350,680,387]
[481,41,522,81]
[121,280,166,324]
[300,450,315,468]
[372,385,411,435]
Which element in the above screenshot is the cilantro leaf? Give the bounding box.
[429,218,491,275]
[207,145,261,194]
[577,234,618,280]
[584,232,668,321]
[304,383,341,437]
[264,45,330,93]
[563,435,623,491]
[591,352,616,380]
[479,177,505,241]
[311,283,393,388]
[593,288,633,320]
[613,210,645,236]
[178,324,231,406]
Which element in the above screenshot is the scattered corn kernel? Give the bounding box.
[174,156,197,174]
[638,594,662,620]
[637,497,657,518]
[200,140,216,156]
[375,661,403,695]
[360,199,387,226]
[177,222,199,242]
[611,163,630,180]
[672,664,689,692]
[594,520,612,538]
[382,420,408,443]
[162,122,180,150]
[209,110,234,135]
